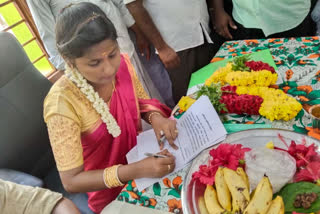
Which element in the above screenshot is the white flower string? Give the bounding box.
[65,66,121,138]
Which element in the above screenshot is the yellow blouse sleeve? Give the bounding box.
[46,115,84,171]
[122,53,150,99]
[133,72,150,99]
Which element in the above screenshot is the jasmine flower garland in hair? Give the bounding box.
[65,66,121,137]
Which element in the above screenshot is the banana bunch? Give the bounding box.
[200,167,285,214]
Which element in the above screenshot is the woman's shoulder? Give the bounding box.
[44,75,78,107]
[43,75,87,123]
[48,75,77,94]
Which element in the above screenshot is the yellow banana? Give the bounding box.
[223,168,250,213]
[244,176,273,214]
[236,167,250,190]
[198,196,209,214]
[215,167,232,211]
[266,196,285,214]
[204,185,225,214]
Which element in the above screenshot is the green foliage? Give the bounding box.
[231,55,251,71]
[153,182,161,196]
[168,189,180,198]
[196,83,227,113]
[293,124,308,134]
[276,182,320,213]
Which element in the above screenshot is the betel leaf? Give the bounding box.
[276,182,320,213]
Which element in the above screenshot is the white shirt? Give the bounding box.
[27,0,135,70]
[124,0,212,52]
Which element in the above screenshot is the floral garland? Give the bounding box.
[236,86,302,121]
[225,70,278,87]
[205,62,232,86]
[179,56,302,121]
[65,66,121,138]
[220,86,263,115]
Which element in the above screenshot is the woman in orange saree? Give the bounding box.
[43,3,178,213]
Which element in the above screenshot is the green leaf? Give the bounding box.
[119,191,130,200]
[223,120,241,124]
[276,182,320,213]
[126,181,133,191]
[295,109,304,121]
[140,196,151,206]
[229,114,245,118]
[287,81,298,88]
[246,115,254,121]
[307,90,320,99]
[293,124,308,134]
[168,189,181,198]
[179,184,183,191]
[279,81,298,88]
[307,99,320,105]
[288,90,307,97]
[153,182,161,196]
[312,79,318,85]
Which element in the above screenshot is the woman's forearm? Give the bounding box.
[118,161,145,183]
[59,162,144,193]
[142,111,165,125]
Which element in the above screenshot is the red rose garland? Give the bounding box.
[245,61,276,73]
[220,86,263,115]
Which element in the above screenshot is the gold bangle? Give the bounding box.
[148,112,161,125]
[103,165,124,188]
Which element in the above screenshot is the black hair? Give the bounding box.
[55,2,118,61]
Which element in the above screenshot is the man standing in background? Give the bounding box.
[124,0,213,103]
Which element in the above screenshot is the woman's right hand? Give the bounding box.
[138,149,176,178]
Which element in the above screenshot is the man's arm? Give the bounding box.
[211,0,237,39]
[125,0,180,69]
[26,0,65,70]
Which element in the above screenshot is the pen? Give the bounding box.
[144,152,167,158]
[159,134,166,144]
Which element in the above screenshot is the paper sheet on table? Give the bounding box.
[127,96,227,191]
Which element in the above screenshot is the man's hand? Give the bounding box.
[136,32,151,60]
[126,1,179,67]
[131,23,151,60]
[213,11,237,39]
[158,45,180,69]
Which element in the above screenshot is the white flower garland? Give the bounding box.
[65,67,121,138]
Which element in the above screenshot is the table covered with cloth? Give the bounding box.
[116,37,320,214]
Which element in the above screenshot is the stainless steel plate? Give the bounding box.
[181,128,320,214]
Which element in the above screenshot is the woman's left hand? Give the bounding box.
[151,113,178,150]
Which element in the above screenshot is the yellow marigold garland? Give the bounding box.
[205,62,232,86]
[225,70,278,87]
[236,86,302,121]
